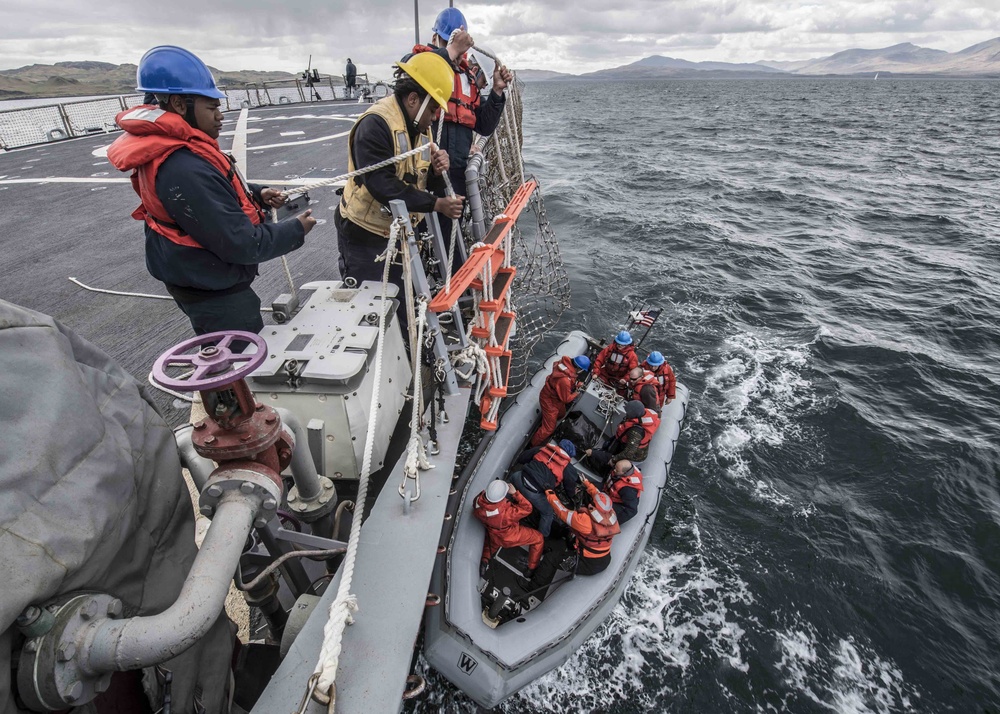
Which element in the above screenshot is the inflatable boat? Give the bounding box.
[424,330,689,707]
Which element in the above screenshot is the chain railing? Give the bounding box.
[0,75,352,151]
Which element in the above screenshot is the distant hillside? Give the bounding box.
[516,69,576,82]
[578,55,782,80]
[776,38,1000,76]
[0,61,306,99]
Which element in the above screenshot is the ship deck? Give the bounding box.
[0,99,359,425]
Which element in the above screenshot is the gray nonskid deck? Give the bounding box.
[0,99,361,426]
[252,387,472,714]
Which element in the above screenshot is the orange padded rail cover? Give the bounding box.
[428,179,538,313]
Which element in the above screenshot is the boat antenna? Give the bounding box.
[414,0,420,44]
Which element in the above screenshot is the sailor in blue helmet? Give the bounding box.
[406,7,513,269]
[643,350,677,407]
[107,46,316,338]
[593,330,639,392]
[530,353,590,447]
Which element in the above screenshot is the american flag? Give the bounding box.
[629,308,661,328]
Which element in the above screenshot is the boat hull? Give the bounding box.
[424,331,689,707]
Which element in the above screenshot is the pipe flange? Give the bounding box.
[17,593,120,712]
[192,404,282,461]
[199,464,283,528]
[286,477,338,522]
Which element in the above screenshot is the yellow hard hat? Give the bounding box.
[396,52,453,110]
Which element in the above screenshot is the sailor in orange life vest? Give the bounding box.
[643,350,677,407]
[472,480,544,579]
[545,480,621,576]
[584,399,661,470]
[626,366,661,411]
[508,439,580,537]
[107,46,316,337]
[335,52,463,329]
[603,460,644,524]
[529,354,590,447]
[593,330,639,393]
[406,8,513,269]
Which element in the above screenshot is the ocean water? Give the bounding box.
[418,78,1000,711]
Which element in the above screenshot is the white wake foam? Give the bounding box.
[776,619,917,712]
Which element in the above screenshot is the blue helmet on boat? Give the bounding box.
[432,7,468,40]
[559,439,577,458]
[137,45,226,99]
[646,351,665,367]
[572,355,590,371]
[614,330,633,346]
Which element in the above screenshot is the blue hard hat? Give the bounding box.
[432,7,468,39]
[572,355,590,371]
[614,330,633,346]
[646,351,665,367]
[559,439,577,458]
[137,45,226,99]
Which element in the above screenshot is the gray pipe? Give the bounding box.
[81,493,258,673]
[274,407,322,502]
[465,151,487,243]
[173,424,215,492]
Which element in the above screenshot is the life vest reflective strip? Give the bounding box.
[532,443,571,484]
[341,97,432,237]
[578,500,620,557]
[411,44,481,128]
[615,409,660,449]
[110,106,264,249]
[606,467,644,503]
[632,370,659,397]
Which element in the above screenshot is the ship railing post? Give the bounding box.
[424,211,468,351]
[388,200,460,396]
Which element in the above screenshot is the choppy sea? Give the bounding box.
[416,78,1000,712]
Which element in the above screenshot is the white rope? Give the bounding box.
[69,277,173,301]
[147,370,196,403]
[311,220,400,697]
[400,299,433,502]
[434,112,461,296]
[451,343,489,383]
[270,207,299,297]
[277,143,432,199]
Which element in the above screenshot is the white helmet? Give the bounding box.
[486,480,508,503]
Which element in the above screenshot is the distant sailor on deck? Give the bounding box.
[108,45,316,337]
[345,58,357,98]
[335,52,463,311]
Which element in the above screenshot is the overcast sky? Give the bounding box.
[1,0,997,77]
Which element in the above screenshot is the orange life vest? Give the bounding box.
[606,466,644,503]
[107,106,264,249]
[411,45,482,128]
[615,408,660,450]
[577,496,620,558]
[532,442,572,485]
[630,369,661,403]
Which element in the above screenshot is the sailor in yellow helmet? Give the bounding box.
[335,52,464,312]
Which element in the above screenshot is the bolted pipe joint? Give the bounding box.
[18,493,264,711]
[198,460,284,528]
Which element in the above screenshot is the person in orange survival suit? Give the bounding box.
[593,330,638,394]
[545,480,621,576]
[529,354,590,447]
[643,350,677,408]
[473,480,544,578]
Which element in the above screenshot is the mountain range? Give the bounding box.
[0,61,303,99]
[517,37,1000,81]
[2,37,997,99]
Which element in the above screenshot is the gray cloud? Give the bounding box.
[0,0,997,75]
